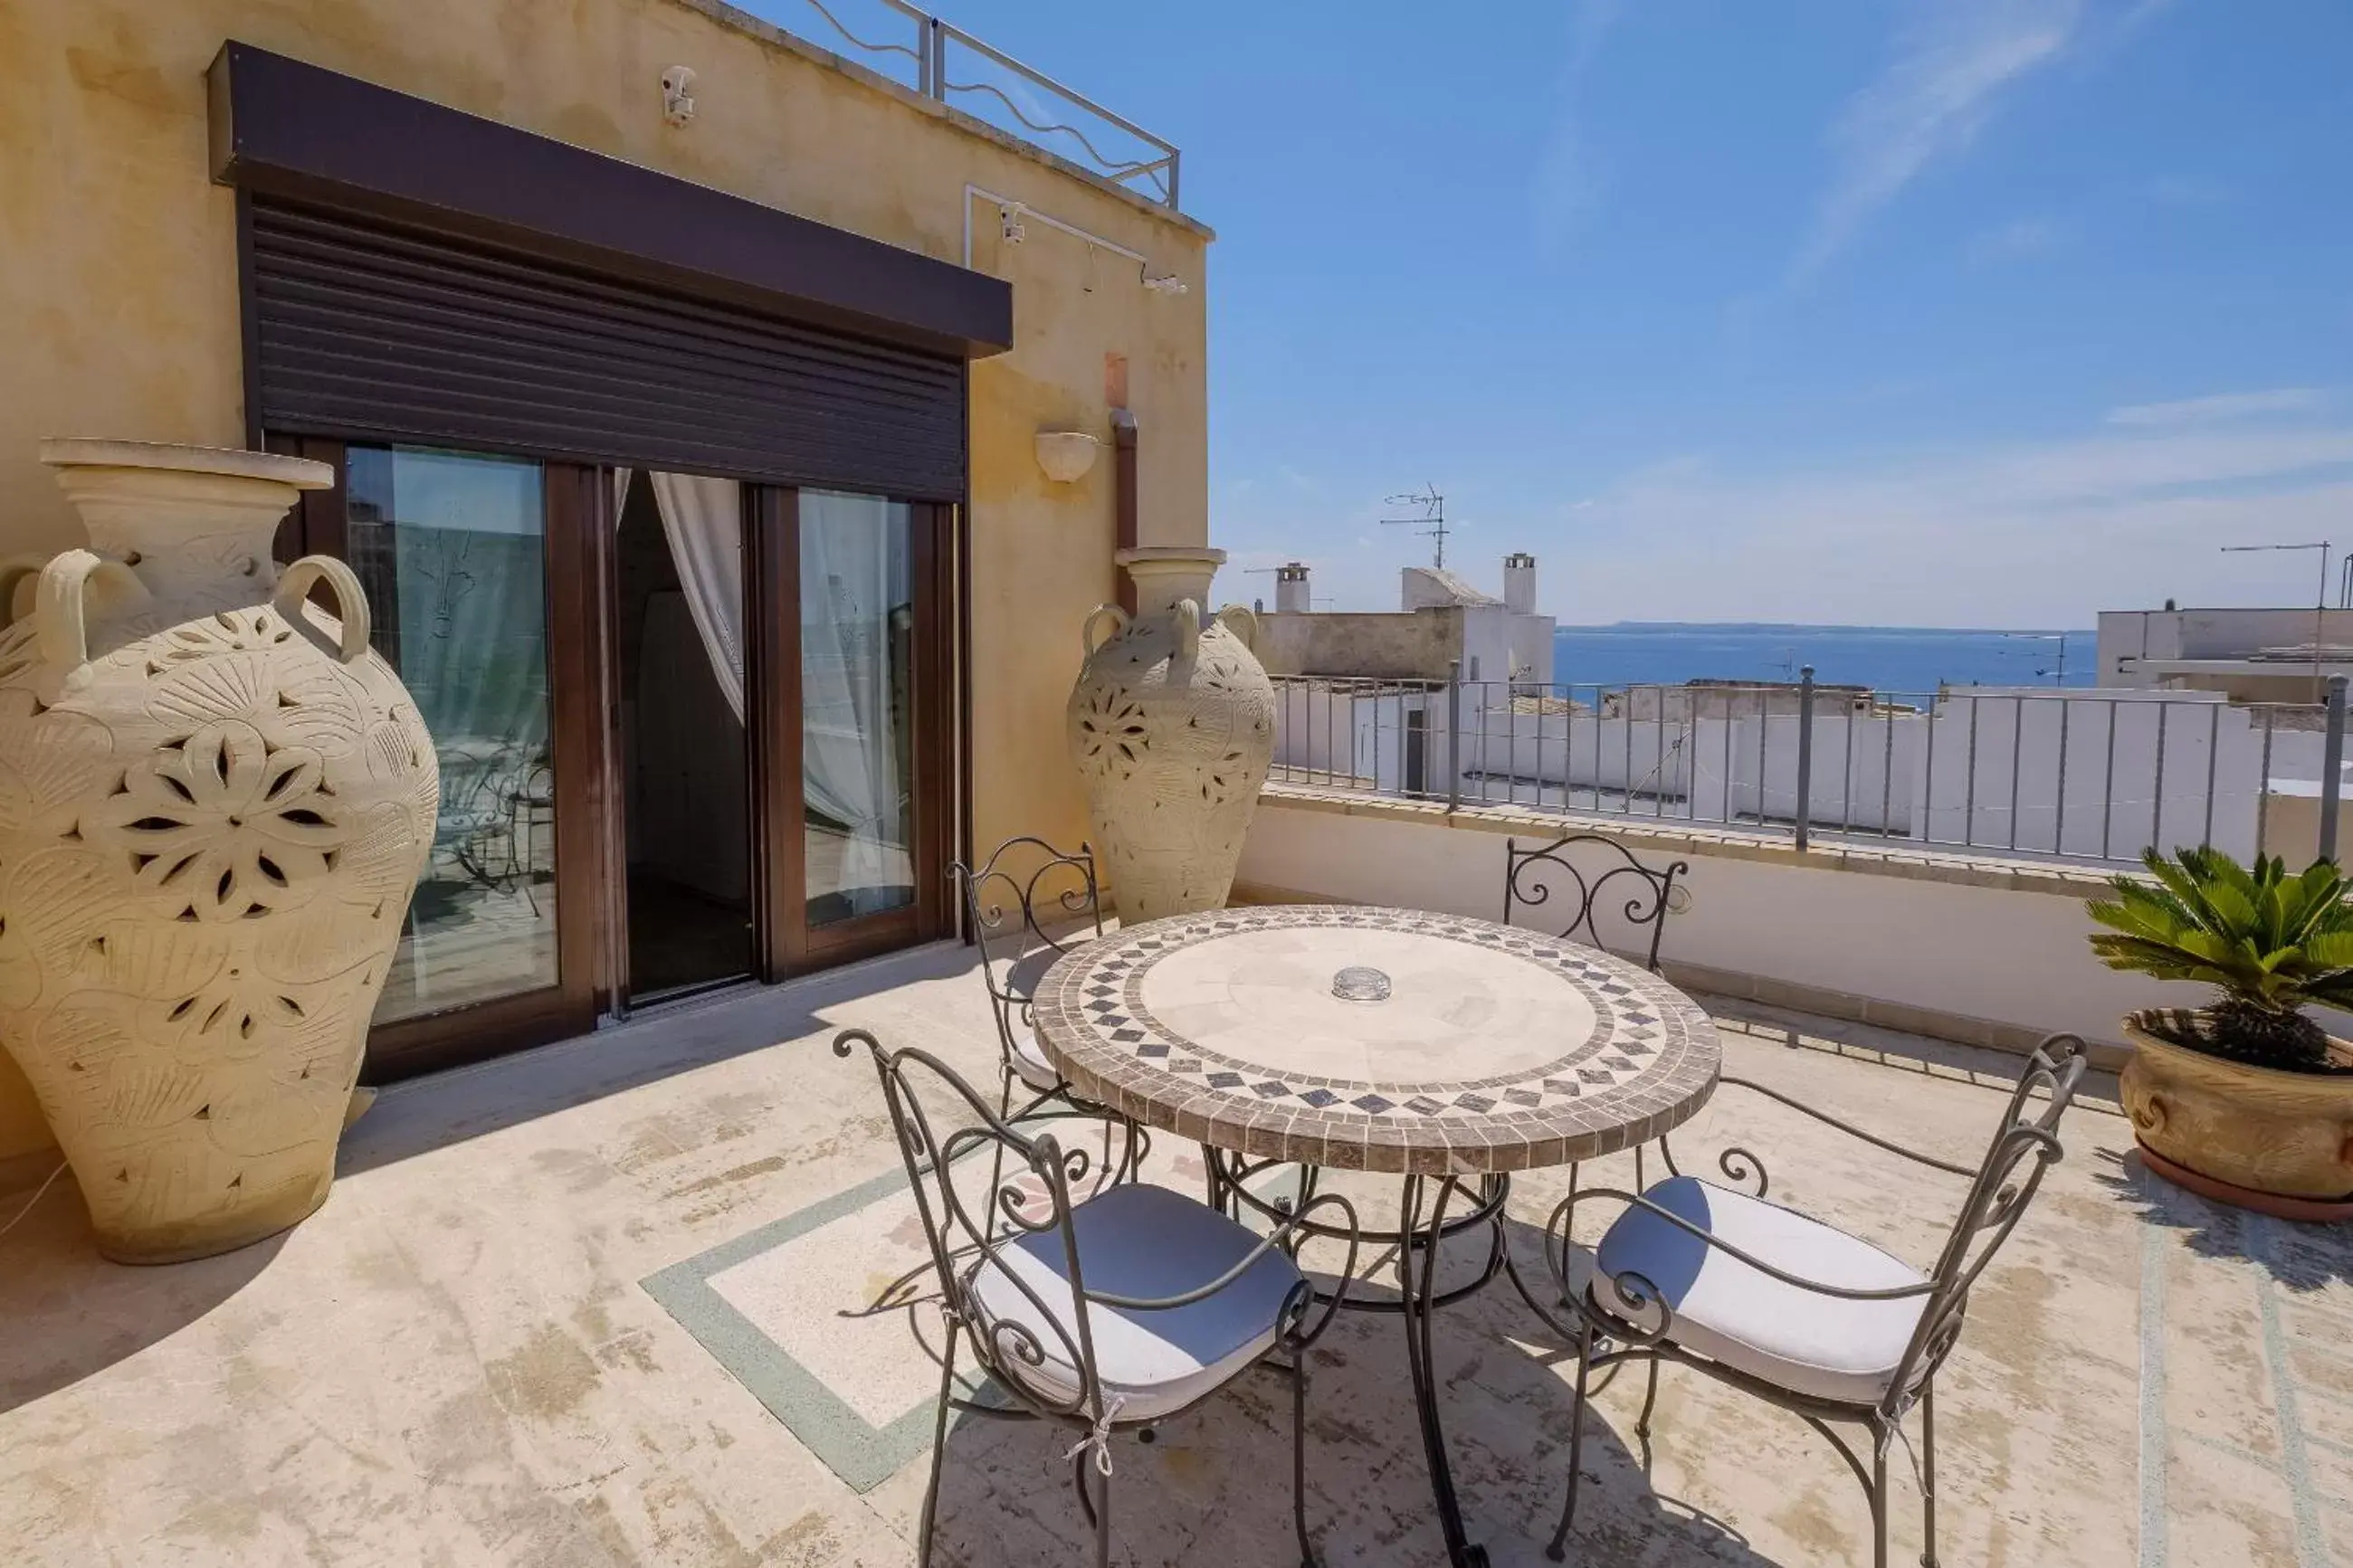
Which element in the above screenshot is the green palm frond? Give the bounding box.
[2297,929,2353,970]
[2090,848,2353,1020]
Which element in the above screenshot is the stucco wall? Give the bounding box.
[0,0,1210,1165]
[1257,609,1462,679]
[1236,791,2253,1055]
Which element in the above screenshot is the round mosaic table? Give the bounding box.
[1034,903,1722,1567]
[1031,902,1720,1174]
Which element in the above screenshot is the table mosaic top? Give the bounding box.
[1033,904,1720,1174]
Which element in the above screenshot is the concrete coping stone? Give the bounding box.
[1258,782,2124,901]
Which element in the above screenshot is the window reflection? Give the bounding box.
[799,491,915,925]
[344,446,558,1021]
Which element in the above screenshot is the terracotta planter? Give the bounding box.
[2120,1010,2353,1205]
[1067,546,1273,923]
[0,440,437,1263]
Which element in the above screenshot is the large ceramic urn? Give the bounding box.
[0,441,437,1263]
[1067,546,1274,922]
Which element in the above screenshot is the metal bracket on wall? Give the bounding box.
[960,185,1182,297]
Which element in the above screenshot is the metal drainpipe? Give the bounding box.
[1110,409,1138,616]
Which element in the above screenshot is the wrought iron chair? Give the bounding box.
[951,837,1107,1120]
[1503,832,1695,1201]
[1538,1032,2091,1568]
[1501,832,1690,975]
[834,1028,1362,1568]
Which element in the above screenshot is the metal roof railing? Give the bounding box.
[788,0,1182,210]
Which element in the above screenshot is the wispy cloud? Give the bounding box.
[1794,0,2084,281]
[1967,215,2059,266]
[2106,388,2329,427]
[1554,417,2353,625]
[1529,0,1626,253]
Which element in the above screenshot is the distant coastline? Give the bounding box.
[1558,621,2088,636]
[1550,622,2096,695]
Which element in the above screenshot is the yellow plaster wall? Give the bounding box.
[0,0,1210,1164]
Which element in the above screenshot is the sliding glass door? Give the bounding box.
[798,490,917,928]
[757,489,952,970]
[269,436,608,1075]
[266,440,956,1070]
[344,447,562,1022]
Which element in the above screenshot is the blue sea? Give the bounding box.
[1550,622,2096,697]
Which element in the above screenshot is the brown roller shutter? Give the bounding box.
[246,200,967,499]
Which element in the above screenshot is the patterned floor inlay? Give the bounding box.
[641,1144,1231,1492]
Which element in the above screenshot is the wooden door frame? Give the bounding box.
[267,435,612,1080]
[262,443,962,1073]
[748,484,798,984]
[754,489,956,977]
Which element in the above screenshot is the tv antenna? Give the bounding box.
[1998,632,2071,686]
[1380,485,1450,571]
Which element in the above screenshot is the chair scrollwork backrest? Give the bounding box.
[951,837,1104,1060]
[1502,832,1690,973]
[833,1028,1111,1425]
[1882,1032,2091,1413]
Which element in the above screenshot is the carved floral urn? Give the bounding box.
[1067,546,1274,922]
[0,440,437,1263]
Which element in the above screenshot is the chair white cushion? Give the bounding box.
[1593,1176,1929,1406]
[967,1183,1304,1423]
[1009,1026,1062,1093]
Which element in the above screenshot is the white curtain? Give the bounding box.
[799,492,910,917]
[614,468,747,719]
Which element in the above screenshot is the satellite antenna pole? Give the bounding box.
[1380,485,1449,570]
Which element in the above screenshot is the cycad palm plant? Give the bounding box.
[2088,847,2353,1072]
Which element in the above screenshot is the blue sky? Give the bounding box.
[789,1,2353,628]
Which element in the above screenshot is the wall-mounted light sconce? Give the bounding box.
[999,203,1028,245]
[1034,431,1100,483]
[1142,274,1189,297]
[662,67,697,126]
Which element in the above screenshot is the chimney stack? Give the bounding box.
[1503,553,1537,614]
[1274,561,1311,613]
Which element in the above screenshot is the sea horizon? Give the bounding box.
[1557,619,2092,636]
[1549,621,2098,694]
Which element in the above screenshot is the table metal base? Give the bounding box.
[1207,1154,1584,1568]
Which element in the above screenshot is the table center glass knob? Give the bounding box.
[1332,965,1392,1003]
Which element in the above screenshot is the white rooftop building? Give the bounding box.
[2098,604,2353,703]
[1255,555,1557,686]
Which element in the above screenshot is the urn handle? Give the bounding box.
[31,548,152,671]
[273,555,374,663]
[1173,598,1201,659]
[1081,603,1130,659]
[1215,602,1259,652]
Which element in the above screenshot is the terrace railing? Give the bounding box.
[782,0,1182,208]
[1267,670,2353,869]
